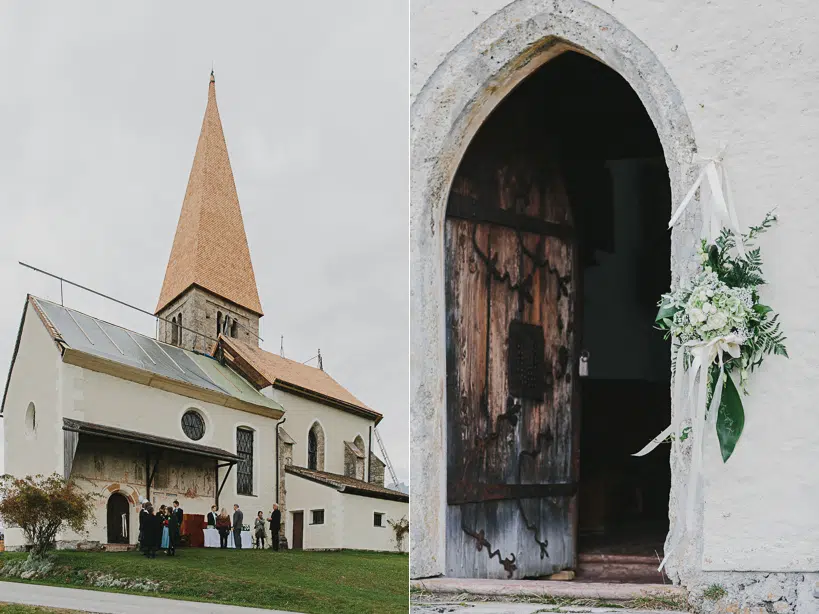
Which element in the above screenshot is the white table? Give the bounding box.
[203,527,252,549]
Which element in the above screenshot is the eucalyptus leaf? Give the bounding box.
[715,373,745,463]
[656,303,679,324]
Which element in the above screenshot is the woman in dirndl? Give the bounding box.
[159,505,170,550]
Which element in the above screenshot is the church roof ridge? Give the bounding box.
[218,335,383,424]
[155,73,263,316]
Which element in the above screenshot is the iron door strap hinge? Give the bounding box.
[449,482,579,505]
[508,320,547,401]
[447,192,574,239]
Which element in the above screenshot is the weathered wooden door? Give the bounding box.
[292,512,304,550]
[444,131,578,579]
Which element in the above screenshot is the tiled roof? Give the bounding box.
[155,73,263,316]
[285,466,408,503]
[220,336,383,423]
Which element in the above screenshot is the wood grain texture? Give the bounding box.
[445,152,577,578]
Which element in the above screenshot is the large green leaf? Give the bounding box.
[715,372,745,462]
[656,303,679,325]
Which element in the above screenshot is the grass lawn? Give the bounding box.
[0,548,408,614]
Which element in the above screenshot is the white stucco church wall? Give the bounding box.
[2,300,281,548]
[411,0,819,610]
[264,387,376,476]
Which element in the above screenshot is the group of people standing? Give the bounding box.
[207,503,281,550]
[138,500,183,558]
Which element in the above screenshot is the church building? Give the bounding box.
[1,73,407,553]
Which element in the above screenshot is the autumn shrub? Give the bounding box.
[0,473,97,558]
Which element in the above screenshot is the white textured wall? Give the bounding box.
[285,473,342,549]
[411,0,819,581]
[341,493,408,553]
[2,303,63,547]
[265,387,376,476]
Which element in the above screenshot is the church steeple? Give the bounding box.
[156,73,263,350]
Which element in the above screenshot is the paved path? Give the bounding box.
[411,602,688,613]
[0,581,299,613]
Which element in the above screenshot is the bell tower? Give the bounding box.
[156,72,263,351]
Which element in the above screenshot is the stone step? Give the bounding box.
[411,577,684,603]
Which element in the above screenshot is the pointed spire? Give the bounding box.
[156,73,263,316]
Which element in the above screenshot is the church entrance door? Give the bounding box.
[444,51,671,581]
[106,493,130,544]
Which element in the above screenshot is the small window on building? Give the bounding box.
[181,410,205,440]
[236,427,254,495]
[374,512,384,527]
[311,509,324,525]
[217,311,223,336]
[178,313,182,345]
[307,421,325,471]
[171,316,178,345]
[230,320,238,338]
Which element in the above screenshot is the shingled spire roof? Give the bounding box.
[155,72,263,316]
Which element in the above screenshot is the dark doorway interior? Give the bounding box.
[292,511,304,550]
[106,493,130,544]
[478,51,672,579]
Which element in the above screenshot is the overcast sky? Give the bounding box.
[0,1,409,483]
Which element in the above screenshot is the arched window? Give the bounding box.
[216,311,223,336]
[25,402,36,437]
[236,427,254,495]
[307,421,325,471]
[177,313,182,346]
[171,316,178,345]
[230,320,238,338]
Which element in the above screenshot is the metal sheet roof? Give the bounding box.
[32,296,282,414]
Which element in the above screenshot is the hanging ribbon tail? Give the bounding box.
[632,425,673,457]
[668,164,707,229]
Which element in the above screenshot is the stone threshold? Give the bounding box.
[411,577,685,601]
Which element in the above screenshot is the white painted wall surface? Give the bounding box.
[2,303,63,547]
[411,0,819,580]
[285,473,343,550]
[67,366,280,514]
[341,493,408,553]
[264,387,376,475]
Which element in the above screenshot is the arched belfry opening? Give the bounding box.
[444,50,671,580]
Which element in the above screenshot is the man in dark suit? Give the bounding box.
[232,504,244,549]
[267,504,281,551]
[138,501,150,555]
[169,500,183,555]
[207,504,218,527]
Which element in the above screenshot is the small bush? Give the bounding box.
[0,473,97,559]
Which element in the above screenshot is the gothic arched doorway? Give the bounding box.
[106,493,130,544]
[445,51,671,580]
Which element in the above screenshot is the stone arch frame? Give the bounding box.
[409,0,700,580]
[307,420,326,471]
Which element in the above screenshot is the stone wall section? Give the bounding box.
[156,286,260,352]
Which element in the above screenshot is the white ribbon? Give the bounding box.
[633,334,741,570]
[667,145,746,259]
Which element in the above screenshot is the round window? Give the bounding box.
[181,410,205,440]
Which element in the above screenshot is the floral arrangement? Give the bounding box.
[655,211,787,461]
